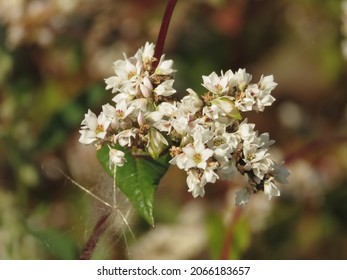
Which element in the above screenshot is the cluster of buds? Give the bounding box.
[79,42,290,205]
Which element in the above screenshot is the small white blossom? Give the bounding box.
[258,75,277,93]
[109,148,126,168]
[234,68,252,91]
[140,76,153,98]
[115,129,138,147]
[79,110,110,145]
[181,141,214,171]
[155,57,175,75]
[186,169,205,198]
[181,89,203,114]
[202,71,229,95]
[263,177,280,199]
[136,42,155,64]
[153,79,176,96]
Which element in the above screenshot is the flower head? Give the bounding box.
[79,42,290,206]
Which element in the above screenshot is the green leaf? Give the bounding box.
[97,146,170,227]
[30,229,78,259]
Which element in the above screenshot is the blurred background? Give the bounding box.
[1,0,347,259]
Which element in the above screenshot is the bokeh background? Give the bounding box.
[1,0,347,259]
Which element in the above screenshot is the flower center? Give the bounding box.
[247,153,255,161]
[213,138,225,147]
[193,153,202,163]
[215,83,223,92]
[96,125,104,135]
[116,109,124,118]
[128,71,136,79]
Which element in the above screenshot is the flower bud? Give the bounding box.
[147,128,168,159]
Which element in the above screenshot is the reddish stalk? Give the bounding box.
[284,135,347,164]
[79,213,111,260]
[220,206,243,260]
[152,0,177,70]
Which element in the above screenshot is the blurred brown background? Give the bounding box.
[1,0,347,259]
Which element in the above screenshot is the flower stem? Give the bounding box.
[220,206,243,260]
[79,213,111,260]
[153,0,177,69]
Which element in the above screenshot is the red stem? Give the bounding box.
[284,135,347,164]
[79,213,111,260]
[152,0,177,69]
[220,206,243,260]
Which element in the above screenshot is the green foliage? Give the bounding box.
[97,146,170,227]
[207,211,250,259]
[30,229,78,260]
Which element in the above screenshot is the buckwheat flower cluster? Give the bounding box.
[79,42,176,166]
[79,42,290,205]
[165,70,289,204]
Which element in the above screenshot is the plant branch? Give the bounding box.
[79,213,111,260]
[153,0,177,70]
[220,206,243,260]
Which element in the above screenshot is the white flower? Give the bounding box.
[181,89,203,114]
[235,86,255,112]
[170,115,190,136]
[115,129,138,147]
[140,76,153,98]
[234,68,252,91]
[258,75,277,93]
[235,188,250,206]
[251,158,273,181]
[169,152,188,170]
[115,99,131,116]
[236,120,256,141]
[79,110,110,145]
[105,76,121,93]
[109,148,126,168]
[186,169,205,198]
[192,125,214,145]
[202,71,229,95]
[202,167,219,184]
[155,56,175,75]
[136,42,155,64]
[102,103,120,130]
[202,104,222,120]
[243,146,269,172]
[255,90,276,112]
[181,141,214,171]
[149,102,177,133]
[256,133,275,149]
[153,79,176,96]
[263,177,280,199]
